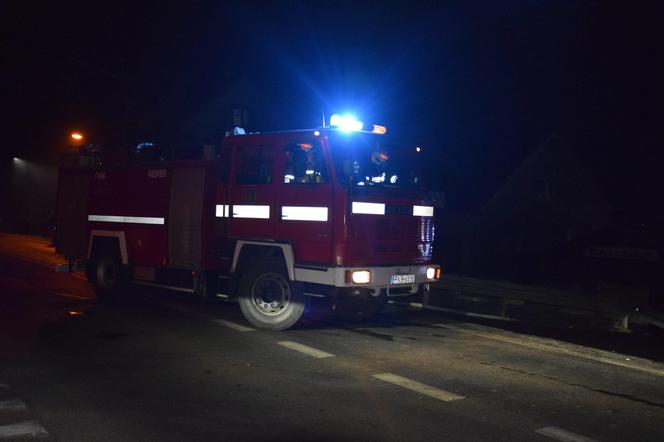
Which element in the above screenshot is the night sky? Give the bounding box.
[2,1,663,211]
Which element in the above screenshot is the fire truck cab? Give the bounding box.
[56,120,440,330]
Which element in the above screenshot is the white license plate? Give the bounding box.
[391,274,415,285]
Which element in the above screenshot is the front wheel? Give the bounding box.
[87,249,128,300]
[238,262,305,331]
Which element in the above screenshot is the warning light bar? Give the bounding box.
[329,114,363,132]
[328,114,388,135]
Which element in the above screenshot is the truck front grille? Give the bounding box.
[374,218,433,242]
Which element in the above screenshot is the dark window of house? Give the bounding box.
[235,145,272,184]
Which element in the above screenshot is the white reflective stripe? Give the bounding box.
[215,204,230,218]
[352,202,385,215]
[232,205,270,219]
[282,206,328,222]
[88,215,164,225]
[413,205,434,217]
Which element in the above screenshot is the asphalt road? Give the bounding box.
[1,250,664,441]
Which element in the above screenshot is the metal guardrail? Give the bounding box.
[424,274,662,333]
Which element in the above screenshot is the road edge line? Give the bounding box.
[434,323,664,378]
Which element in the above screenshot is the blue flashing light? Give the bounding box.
[329,114,363,132]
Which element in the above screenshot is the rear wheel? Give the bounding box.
[88,249,128,300]
[238,262,305,330]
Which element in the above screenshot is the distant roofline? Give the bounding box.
[224,127,383,139]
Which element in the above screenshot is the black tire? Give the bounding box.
[88,249,128,300]
[237,262,305,331]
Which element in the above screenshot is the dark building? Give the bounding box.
[442,134,611,284]
[179,78,264,150]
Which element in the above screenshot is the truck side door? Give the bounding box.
[275,137,334,265]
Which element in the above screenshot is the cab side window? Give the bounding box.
[283,141,327,184]
[235,145,272,184]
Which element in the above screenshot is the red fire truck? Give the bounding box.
[56,116,440,330]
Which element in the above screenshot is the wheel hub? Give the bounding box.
[251,273,291,316]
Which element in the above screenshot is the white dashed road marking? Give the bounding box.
[278,341,335,359]
[210,319,255,332]
[0,399,28,411]
[0,420,49,439]
[535,426,598,442]
[373,373,465,402]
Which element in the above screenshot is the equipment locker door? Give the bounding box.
[227,142,277,240]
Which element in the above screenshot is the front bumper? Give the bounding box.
[293,264,439,292]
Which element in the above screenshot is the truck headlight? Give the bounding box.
[345,270,371,284]
[426,266,441,280]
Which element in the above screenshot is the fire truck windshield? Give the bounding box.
[328,132,423,189]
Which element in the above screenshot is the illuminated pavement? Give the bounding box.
[1,235,663,441]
